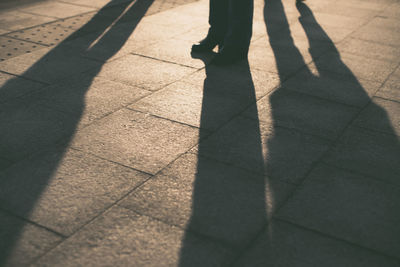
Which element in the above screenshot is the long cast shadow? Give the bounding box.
[179,0,399,265]
[179,47,271,266]
[0,0,154,265]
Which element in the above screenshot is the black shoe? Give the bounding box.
[191,35,220,53]
[211,46,248,66]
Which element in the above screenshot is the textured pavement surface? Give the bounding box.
[0,0,400,266]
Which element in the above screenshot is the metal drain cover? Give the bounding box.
[0,36,46,61]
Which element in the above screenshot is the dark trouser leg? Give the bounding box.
[209,0,229,43]
[224,0,254,52]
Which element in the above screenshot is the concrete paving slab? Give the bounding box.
[182,64,280,101]
[0,46,100,83]
[18,2,95,19]
[0,71,46,102]
[0,100,78,162]
[277,164,400,259]
[191,116,330,184]
[6,23,84,46]
[352,23,400,47]
[301,12,367,30]
[128,81,250,130]
[366,16,400,32]
[0,147,150,236]
[377,67,400,102]
[120,153,296,248]
[0,210,63,267]
[0,10,55,31]
[32,73,150,127]
[323,127,400,185]
[337,37,400,62]
[314,51,398,83]
[380,2,400,19]
[233,220,400,267]
[58,20,187,63]
[354,97,400,136]
[134,37,211,68]
[70,108,201,174]
[34,205,233,267]
[57,0,133,9]
[243,88,359,140]
[282,67,381,107]
[0,36,47,61]
[313,4,378,19]
[96,54,195,91]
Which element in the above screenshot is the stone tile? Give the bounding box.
[366,16,400,32]
[0,210,63,267]
[290,20,354,43]
[33,73,150,127]
[323,127,400,185]
[0,147,150,236]
[244,89,359,140]
[248,45,305,79]
[277,164,400,258]
[0,36,47,62]
[61,21,187,62]
[0,157,12,171]
[337,38,400,62]
[6,23,83,46]
[234,220,400,267]
[301,12,366,30]
[315,51,398,83]
[352,24,400,47]
[192,116,330,184]
[70,108,201,174]
[19,2,95,19]
[141,7,205,31]
[0,10,55,31]
[354,97,400,136]
[376,67,400,102]
[128,81,253,130]
[313,4,378,19]
[34,205,233,267]
[134,37,211,68]
[182,64,280,101]
[381,2,400,19]
[283,67,381,107]
[97,54,195,91]
[0,71,46,102]
[0,46,100,84]
[0,100,79,162]
[120,153,296,247]
[57,0,132,8]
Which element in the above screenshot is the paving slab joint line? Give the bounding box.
[373,95,400,105]
[4,35,52,47]
[321,162,400,189]
[120,206,239,252]
[3,10,97,37]
[130,52,200,69]
[0,207,67,239]
[273,217,400,262]
[353,124,400,138]
[0,69,50,86]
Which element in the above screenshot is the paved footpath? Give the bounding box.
[0,0,399,266]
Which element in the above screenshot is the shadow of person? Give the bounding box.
[0,0,154,265]
[177,48,273,265]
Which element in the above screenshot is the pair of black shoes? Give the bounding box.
[191,35,247,65]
